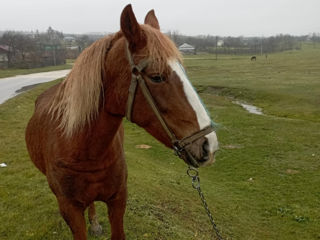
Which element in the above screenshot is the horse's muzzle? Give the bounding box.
[176,137,217,168]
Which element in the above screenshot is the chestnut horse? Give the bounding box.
[25,5,218,240]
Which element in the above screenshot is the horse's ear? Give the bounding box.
[120,4,146,52]
[144,10,160,30]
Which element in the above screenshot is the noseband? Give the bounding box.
[125,43,214,168]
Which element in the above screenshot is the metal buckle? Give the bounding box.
[173,144,183,158]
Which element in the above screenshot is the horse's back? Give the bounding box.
[25,83,61,174]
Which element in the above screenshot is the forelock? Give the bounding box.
[140,25,182,73]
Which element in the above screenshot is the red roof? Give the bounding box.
[0,45,10,52]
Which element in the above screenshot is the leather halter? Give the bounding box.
[125,43,214,167]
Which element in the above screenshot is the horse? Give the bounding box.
[251,56,256,61]
[25,5,218,240]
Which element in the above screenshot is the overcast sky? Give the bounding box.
[1,0,319,36]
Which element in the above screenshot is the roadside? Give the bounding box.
[0,62,72,79]
[0,60,74,104]
[0,69,70,104]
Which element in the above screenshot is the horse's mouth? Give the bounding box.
[183,150,216,168]
[199,152,216,167]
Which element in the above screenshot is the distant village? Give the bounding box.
[0,27,319,69]
[0,27,103,69]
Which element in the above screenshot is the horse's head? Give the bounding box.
[106,5,218,167]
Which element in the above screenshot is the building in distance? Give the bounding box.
[178,43,196,54]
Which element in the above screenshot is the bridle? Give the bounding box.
[125,43,214,168]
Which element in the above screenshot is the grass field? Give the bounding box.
[0,44,319,239]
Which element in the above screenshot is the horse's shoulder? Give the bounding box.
[35,83,61,108]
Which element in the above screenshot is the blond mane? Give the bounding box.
[49,26,181,137]
[48,35,116,136]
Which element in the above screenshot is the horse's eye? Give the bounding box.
[150,75,164,83]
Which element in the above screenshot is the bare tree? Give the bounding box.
[0,31,19,67]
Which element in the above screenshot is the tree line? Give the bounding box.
[167,31,320,55]
[1,28,319,69]
[0,27,67,68]
[0,27,96,69]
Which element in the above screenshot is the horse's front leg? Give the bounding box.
[107,187,127,240]
[57,197,87,240]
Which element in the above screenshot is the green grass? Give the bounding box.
[185,43,320,122]
[0,63,72,79]
[0,45,320,239]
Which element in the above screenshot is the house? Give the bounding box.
[64,36,76,48]
[217,40,224,47]
[178,43,196,54]
[0,45,9,69]
[64,36,76,42]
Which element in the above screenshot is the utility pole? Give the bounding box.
[260,36,263,56]
[215,36,218,60]
[51,44,57,66]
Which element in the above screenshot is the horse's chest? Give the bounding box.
[48,158,127,203]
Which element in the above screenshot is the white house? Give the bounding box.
[178,43,195,54]
[217,40,224,47]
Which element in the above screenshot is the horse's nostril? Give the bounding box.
[202,140,210,156]
[202,140,210,153]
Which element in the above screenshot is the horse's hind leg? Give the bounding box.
[88,202,103,236]
[57,197,87,240]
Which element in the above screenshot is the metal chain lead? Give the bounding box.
[187,166,224,240]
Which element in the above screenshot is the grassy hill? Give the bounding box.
[0,44,319,239]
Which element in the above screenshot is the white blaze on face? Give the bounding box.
[168,59,219,153]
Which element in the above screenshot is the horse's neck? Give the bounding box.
[69,110,124,162]
[90,110,123,143]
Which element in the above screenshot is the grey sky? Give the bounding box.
[1,0,319,36]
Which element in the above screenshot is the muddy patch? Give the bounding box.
[135,144,152,149]
[222,144,243,149]
[286,169,299,175]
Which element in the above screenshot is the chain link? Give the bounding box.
[187,166,224,240]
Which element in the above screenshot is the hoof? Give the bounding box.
[89,223,103,237]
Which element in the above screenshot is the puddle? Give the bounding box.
[15,83,41,93]
[196,85,263,115]
[233,101,263,115]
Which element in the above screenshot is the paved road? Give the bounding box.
[0,69,70,104]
